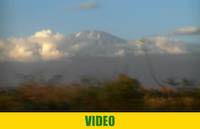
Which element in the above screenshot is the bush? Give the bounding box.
[0,74,199,111]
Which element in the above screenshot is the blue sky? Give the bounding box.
[0,0,200,39]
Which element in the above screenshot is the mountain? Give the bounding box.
[68,30,126,43]
[58,30,187,58]
[60,30,136,57]
[0,30,199,87]
[0,30,189,62]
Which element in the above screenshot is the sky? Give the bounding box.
[0,0,200,39]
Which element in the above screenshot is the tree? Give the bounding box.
[163,78,179,87]
[181,78,194,87]
[101,74,144,110]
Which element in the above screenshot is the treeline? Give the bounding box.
[0,74,200,111]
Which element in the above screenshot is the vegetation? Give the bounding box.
[0,74,200,111]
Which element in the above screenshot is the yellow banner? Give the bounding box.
[0,113,199,129]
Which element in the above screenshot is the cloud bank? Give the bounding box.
[147,36,187,54]
[129,36,187,55]
[0,30,65,62]
[170,26,200,36]
[0,29,189,62]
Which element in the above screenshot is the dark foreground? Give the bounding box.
[0,74,200,112]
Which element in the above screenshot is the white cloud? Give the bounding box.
[8,44,35,61]
[32,29,64,41]
[0,30,65,62]
[129,37,187,55]
[114,49,125,56]
[146,36,187,54]
[30,30,65,60]
[39,42,63,60]
[170,26,200,36]
[0,29,189,62]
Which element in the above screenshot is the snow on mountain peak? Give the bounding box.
[0,29,189,62]
[75,32,82,38]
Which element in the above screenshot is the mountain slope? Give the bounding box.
[59,30,187,57]
[60,30,132,57]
